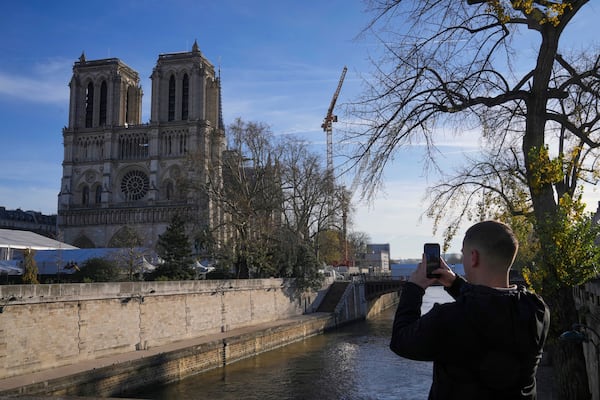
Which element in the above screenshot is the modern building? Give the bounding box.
[356,243,390,274]
[57,41,226,251]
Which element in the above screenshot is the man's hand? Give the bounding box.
[409,254,456,289]
[435,258,457,288]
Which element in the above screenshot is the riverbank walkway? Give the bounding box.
[0,313,557,399]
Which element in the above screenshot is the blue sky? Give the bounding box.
[1,1,599,259]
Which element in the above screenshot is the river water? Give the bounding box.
[128,286,454,400]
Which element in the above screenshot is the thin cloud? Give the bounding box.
[0,72,69,104]
[0,58,71,104]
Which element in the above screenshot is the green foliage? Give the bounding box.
[153,214,194,280]
[502,215,539,273]
[292,243,324,292]
[21,248,39,284]
[484,0,573,26]
[269,229,323,291]
[193,226,216,259]
[317,230,344,265]
[523,193,600,294]
[72,258,121,282]
[204,267,235,280]
[527,146,564,195]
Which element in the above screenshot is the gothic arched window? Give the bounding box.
[99,81,107,126]
[126,86,135,124]
[95,185,102,204]
[168,75,176,121]
[82,186,89,206]
[85,82,94,128]
[182,74,189,120]
[166,181,174,200]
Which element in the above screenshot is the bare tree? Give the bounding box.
[109,226,151,280]
[279,137,329,243]
[347,1,599,397]
[215,118,285,278]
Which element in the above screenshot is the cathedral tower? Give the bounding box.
[58,42,225,251]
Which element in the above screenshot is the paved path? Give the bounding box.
[536,352,557,400]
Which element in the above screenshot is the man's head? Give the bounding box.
[462,220,518,285]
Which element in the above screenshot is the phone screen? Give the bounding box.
[424,243,441,278]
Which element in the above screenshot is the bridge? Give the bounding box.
[316,279,405,313]
[364,279,405,300]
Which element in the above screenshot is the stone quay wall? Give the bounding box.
[574,279,600,400]
[0,314,336,398]
[0,279,322,381]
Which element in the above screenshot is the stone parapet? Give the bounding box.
[0,279,317,380]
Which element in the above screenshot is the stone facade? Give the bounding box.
[57,41,225,250]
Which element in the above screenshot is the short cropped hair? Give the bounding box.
[463,220,518,270]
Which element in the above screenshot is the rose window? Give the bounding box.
[121,170,149,201]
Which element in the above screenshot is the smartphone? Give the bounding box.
[424,243,441,279]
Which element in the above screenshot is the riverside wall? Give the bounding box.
[0,279,323,381]
[0,313,338,398]
[0,279,398,397]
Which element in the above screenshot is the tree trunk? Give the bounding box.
[547,285,591,399]
[522,26,592,399]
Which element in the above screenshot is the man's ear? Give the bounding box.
[471,248,480,268]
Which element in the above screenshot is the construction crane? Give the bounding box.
[321,66,347,183]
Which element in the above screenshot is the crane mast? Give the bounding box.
[322,66,347,181]
[321,66,347,231]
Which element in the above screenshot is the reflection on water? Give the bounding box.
[127,286,453,400]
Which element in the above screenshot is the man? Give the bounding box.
[390,221,550,399]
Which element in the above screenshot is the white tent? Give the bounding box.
[0,228,78,262]
[140,256,156,272]
[0,229,77,251]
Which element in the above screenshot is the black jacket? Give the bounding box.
[390,276,550,399]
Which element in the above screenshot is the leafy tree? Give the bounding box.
[271,227,323,291]
[192,225,217,262]
[349,1,599,397]
[292,242,323,291]
[21,248,39,284]
[72,257,120,282]
[317,230,344,266]
[153,214,194,280]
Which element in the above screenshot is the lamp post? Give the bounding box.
[560,323,600,399]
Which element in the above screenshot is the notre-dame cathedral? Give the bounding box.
[57,41,225,250]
